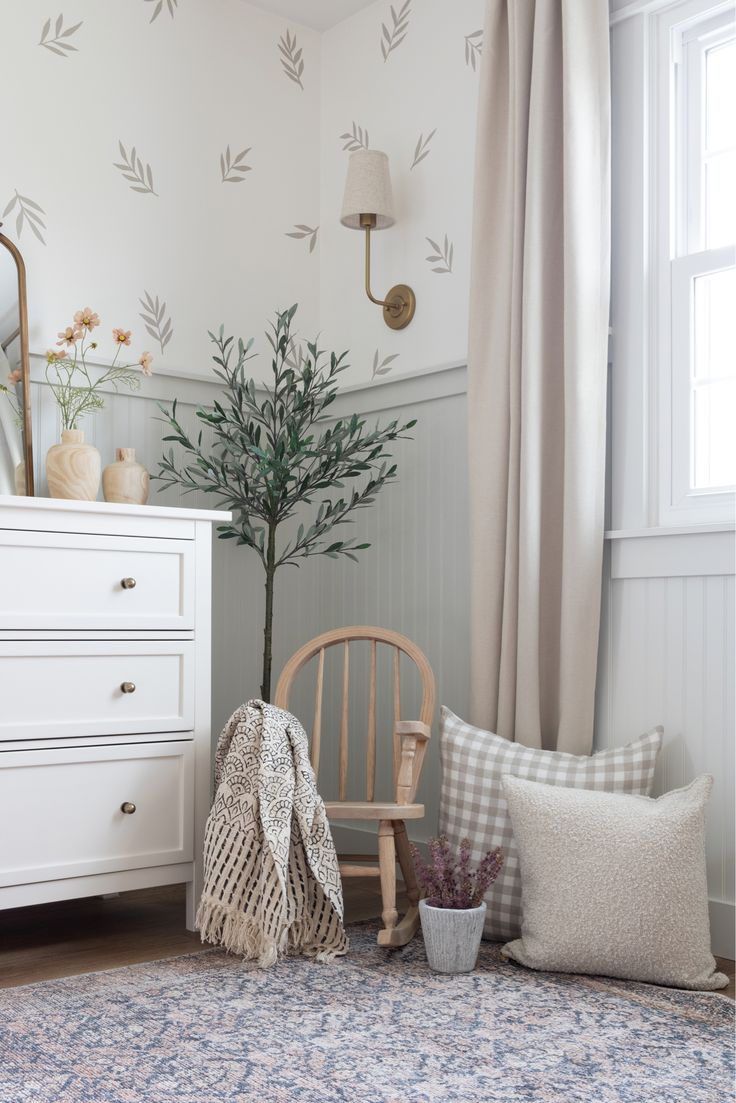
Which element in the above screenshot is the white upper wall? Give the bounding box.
[320,0,484,383]
[3,0,482,384]
[2,0,321,380]
[244,0,376,31]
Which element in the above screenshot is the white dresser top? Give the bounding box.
[0,494,232,540]
[0,494,231,523]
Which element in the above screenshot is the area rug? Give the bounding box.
[0,924,732,1103]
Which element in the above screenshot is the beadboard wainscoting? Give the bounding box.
[596,529,736,957]
[25,358,734,953]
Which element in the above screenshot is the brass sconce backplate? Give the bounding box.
[383,284,416,330]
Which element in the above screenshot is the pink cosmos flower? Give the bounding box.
[74,307,100,331]
[7,368,22,385]
[138,351,153,376]
[45,348,65,364]
[112,328,132,346]
[56,326,82,347]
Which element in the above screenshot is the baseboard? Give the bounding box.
[709,899,735,959]
[331,827,735,961]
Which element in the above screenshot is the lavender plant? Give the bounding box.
[410,835,503,910]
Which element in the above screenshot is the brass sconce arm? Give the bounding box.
[364,224,388,308]
[359,213,416,330]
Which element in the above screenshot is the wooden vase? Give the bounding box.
[102,447,149,506]
[46,429,101,501]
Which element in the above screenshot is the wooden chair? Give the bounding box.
[274,626,436,947]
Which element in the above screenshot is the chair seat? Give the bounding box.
[325,800,425,821]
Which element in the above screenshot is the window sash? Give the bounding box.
[678,9,736,256]
[670,245,736,512]
[653,0,736,526]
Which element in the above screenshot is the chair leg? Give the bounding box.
[377,819,422,948]
[394,820,419,910]
[377,819,398,942]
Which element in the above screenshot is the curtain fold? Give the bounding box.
[467,0,611,753]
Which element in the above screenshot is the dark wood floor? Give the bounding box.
[0,880,406,990]
[0,883,733,999]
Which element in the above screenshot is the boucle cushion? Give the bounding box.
[439,707,662,940]
[501,774,727,990]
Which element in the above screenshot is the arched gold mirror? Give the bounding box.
[0,226,34,495]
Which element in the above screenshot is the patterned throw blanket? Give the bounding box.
[197,700,347,966]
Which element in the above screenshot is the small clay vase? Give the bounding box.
[46,429,101,501]
[14,460,26,495]
[102,447,149,505]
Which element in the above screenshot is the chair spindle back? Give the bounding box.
[274,626,436,802]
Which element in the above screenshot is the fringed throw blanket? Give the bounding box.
[197,699,347,966]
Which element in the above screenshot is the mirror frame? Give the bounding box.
[0,226,34,496]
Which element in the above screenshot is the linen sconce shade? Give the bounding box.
[340,150,395,229]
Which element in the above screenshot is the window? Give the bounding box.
[658,0,736,523]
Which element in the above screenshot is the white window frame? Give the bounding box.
[653,0,736,526]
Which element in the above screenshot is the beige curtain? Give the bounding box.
[467,0,611,753]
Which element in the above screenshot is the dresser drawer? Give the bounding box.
[0,641,194,741]
[0,741,194,887]
[0,532,194,631]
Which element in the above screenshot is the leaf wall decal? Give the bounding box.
[285,337,306,372]
[372,349,399,379]
[39,13,83,56]
[425,234,454,274]
[380,0,411,62]
[285,224,319,253]
[144,0,178,23]
[221,145,252,183]
[464,29,483,70]
[114,142,158,196]
[139,290,174,355]
[278,28,305,90]
[2,191,47,245]
[340,122,370,152]
[410,128,436,170]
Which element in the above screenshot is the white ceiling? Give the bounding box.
[243,0,375,31]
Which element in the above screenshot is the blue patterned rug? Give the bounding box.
[0,924,732,1102]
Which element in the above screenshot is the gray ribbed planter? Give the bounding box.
[419,899,487,974]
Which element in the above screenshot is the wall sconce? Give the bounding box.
[340,149,416,330]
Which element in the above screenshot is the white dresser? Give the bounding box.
[0,494,229,929]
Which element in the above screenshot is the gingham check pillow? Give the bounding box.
[439,707,662,942]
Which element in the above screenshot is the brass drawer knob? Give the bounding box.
[120,681,136,694]
[120,577,137,589]
[120,802,137,815]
